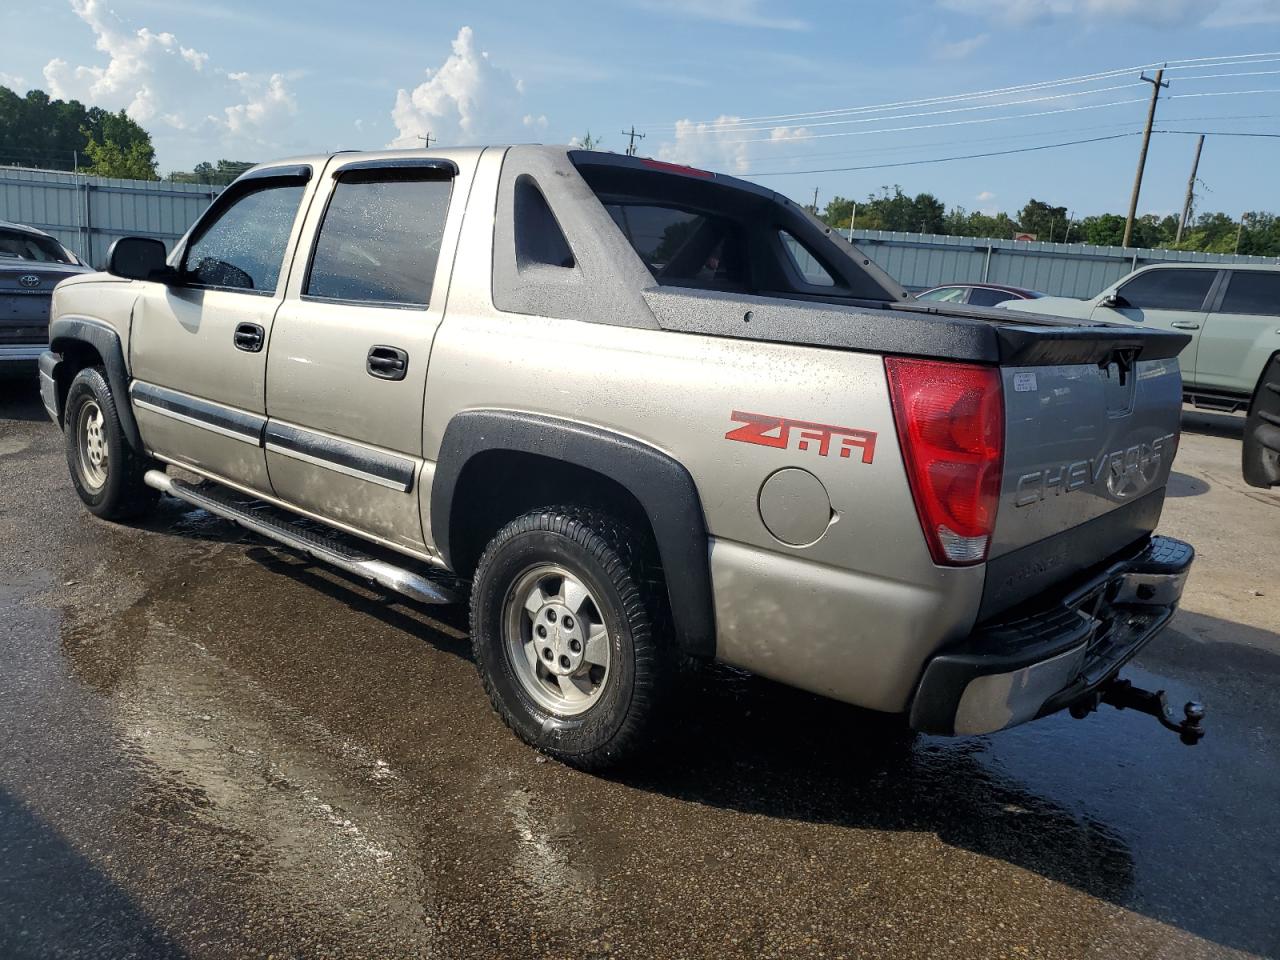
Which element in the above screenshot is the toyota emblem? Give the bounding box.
[18,274,40,288]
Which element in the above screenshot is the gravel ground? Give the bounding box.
[1,371,1277,960]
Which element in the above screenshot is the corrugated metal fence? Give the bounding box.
[0,166,222,267]
[850,230,1280,299]
[2,165,1277,294]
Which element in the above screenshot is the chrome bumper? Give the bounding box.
[910,536,1194,737]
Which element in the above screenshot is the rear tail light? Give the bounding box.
[885,357,1004,566]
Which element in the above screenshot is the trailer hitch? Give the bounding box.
[1069,678,1205,745]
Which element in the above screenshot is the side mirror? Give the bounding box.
[1100,292,1128,309]
[106,236,171,282]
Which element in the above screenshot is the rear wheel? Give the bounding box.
[64,366,159,519]
[470,506,672,770]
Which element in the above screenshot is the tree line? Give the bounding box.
[4,86,1277,255]
[816,186,1280,257]
[0,86,253,184]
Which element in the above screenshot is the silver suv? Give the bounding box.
[39,147,1202,767]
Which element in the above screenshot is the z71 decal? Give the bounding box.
[725,411,877,464]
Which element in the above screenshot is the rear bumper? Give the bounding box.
[0,343,47,364]
[909,535,1194,736]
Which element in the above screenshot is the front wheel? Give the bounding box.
[470,507,672,770]
[64,366,159,520]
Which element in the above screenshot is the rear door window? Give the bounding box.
[967,287,1016,307]
[1117,269,1215,311]
[306,173,453,306]
[1217,271,1280,316]
[183,183,305,293]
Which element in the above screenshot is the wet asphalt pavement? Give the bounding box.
[1,370,1278,959]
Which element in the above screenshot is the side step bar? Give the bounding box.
[144,469,461,605]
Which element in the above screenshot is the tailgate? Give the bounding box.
[981,349,1185,618]
[0,268,61,343]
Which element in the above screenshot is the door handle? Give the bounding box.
[233,322,265,352]
[367,345,408,381]
[1170,321,1201,330]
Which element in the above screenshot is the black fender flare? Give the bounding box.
[432,410,716,658]
[48,315,143,452]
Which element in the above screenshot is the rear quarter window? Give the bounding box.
[1218,271,1280,316]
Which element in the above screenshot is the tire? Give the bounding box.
[64,366,159,520]
[470,506,672,770]
[1243,353,1280,488]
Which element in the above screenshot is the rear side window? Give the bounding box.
[184,183,304,293]
[780,231,835,286]
[967,287,1015,307]
[917,286,967,303]
[1118,269,1215,312]
[1218,271,1280,316]
[306,173,452,306]
[604,203,749,288]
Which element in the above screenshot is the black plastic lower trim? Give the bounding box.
[131,380,265,443]
[264,421,415,492]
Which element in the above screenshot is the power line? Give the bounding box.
[717,97,1150,145]
[641,52,1280,131]
[687,82,1145,137]
[1157,128,1280,137]
[742,132,1139,177]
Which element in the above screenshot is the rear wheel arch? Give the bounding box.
[432,411,716,658]
[48,316,142,451]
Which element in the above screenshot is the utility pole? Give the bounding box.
[847,201,857,241]
[620,126,645,156]
[812,187,819,214]
[1175,134,1205,244]
[416,133,434,148]
[1235,212,1250,255]
[1122,67,1168,249]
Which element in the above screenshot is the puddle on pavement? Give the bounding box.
[3,494,1276,958]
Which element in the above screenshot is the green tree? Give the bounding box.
[1016,198,1069,240]
[82,132,159,180]
[168,159,256,185]
[0,84,156,174]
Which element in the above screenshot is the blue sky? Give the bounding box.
[3,0,1280,220]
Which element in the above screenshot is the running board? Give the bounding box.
[144,469,461,605]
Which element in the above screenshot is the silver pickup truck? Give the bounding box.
[38,146,1203,768]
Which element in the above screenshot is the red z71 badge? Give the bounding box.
[725,411,877,464]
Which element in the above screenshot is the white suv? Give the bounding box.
[1004,262,1280,487]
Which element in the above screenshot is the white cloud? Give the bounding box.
[635,0,809,31]
[219,73,297,137]
[41,0,297,145]
[977,191,997,202]
[937,0,1198,25]
[656,117,809,174]
[1204,0,1280,25]
[389,26,540,148]
[935,32,990,59]
[0,72,26,90]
